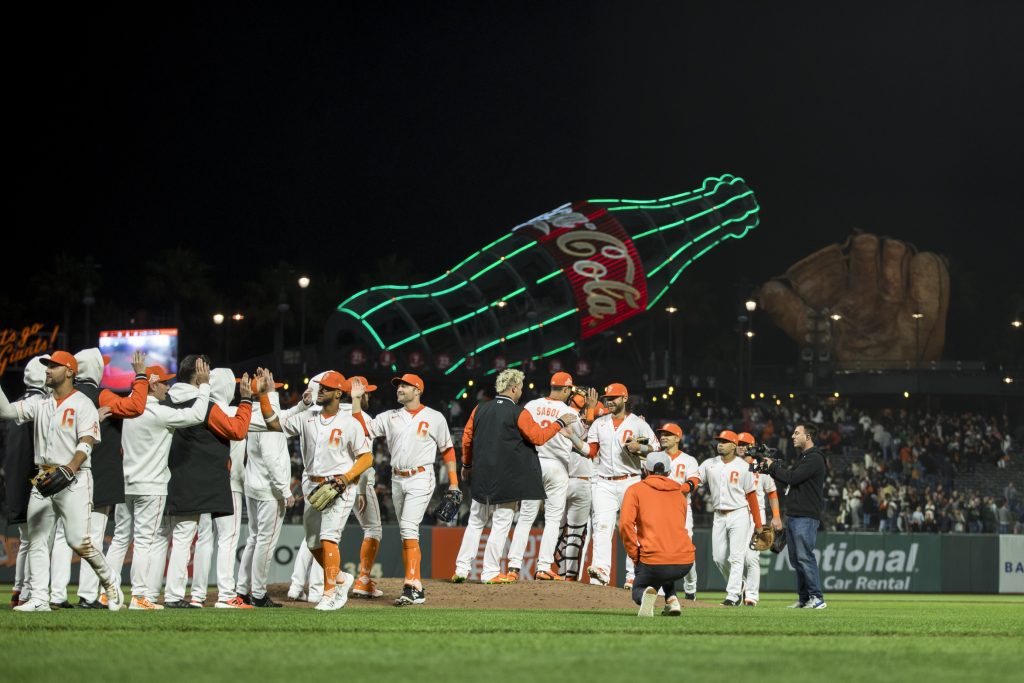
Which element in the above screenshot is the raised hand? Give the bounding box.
[194,358,211,386]
[585,387,599,409]
[759,233,949,366]
[239,372,253,399]
[131,351,147,375]
[350,377,365,400]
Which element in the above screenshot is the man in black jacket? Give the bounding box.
[763,423,827,609]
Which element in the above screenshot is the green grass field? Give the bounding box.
[3,590,1022,683]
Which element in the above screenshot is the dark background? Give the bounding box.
[5,2,1023,376]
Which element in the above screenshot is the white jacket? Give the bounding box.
[244,393,292,501]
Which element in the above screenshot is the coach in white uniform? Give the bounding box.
[584,383,657,588]
[660,422,700,600]
[0,351,123,612]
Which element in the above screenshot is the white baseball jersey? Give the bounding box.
[750,469,778,525]
[668,451,699,489]
[363,405,453,470]
[696,456,756,511]
[278,409,370,478]
[568,445,594,478]
[523,397,577,469]
[13,390,102,468]
[586,413,658,477]
[339,403,376,493]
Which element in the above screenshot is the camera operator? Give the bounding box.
[760,423,827,609]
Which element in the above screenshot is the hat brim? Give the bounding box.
[655,429,681,436]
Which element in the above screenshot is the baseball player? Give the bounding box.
[161,357,253,609]
[555,393,593,581]
[70,348,149,608]
[287,542,324,603]
[505,372,588,581]
[237,381,297,607]
[261,369,369,611]
[342,376,384,598]
[659,422,700,601]
[0,351,124,611]
[350,373,456,606]
[120,362,211,609]
[692,430,764,606]
[5,356,49,608]
[738,431,781,606]
[583,383,658,588]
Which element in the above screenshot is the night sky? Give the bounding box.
[8,2,1024,368]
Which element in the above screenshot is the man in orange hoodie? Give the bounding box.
[618,452,695,617]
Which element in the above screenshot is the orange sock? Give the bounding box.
[323,540,340,594]
[359,538,380,577]
[311,546,325,568]
[402,539,421,586]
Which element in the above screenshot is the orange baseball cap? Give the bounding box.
[352,375,378,392]
[601,382,628,398]
[392,373,424,392]
[319,371,351,391]
[145,365,176,383]
[43,351,78,374]
[737,432,756,445]
[551,371,574,387]
[714,430,739,445]
[656,423,683,438]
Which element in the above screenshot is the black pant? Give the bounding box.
[631,561,693,605]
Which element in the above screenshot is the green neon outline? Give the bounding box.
[589,174,737,205]
[338,307,387,349]
[646,204,760,278]
[606,176,745,212]
[443,308,579,376]
[483,342,577,376]
[633,191,754,244]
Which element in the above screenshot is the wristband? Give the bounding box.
[77,442,93,457]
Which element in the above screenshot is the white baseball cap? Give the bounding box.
[644,452,671,476]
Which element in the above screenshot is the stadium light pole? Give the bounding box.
[298,276,310,376]
[745,299,756,396]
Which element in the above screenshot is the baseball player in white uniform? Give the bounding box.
[659,422,700,600]
[692,430,764,606]
[738,432,781,606]
[506,372,588,581]
[342,375,384,598]
[584,383,658,588]
[350,373,457,606]
[261,369,368,611]
[0,351,123,611]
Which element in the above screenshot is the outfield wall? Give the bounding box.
[2,524,1022,594]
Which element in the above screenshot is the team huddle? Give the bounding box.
[0,351,778,614]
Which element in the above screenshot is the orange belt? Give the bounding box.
[310,475,332,484]
[393,465,426,477]
[571,476,591,480]
[599,474,639,481]
[717,508,741,514]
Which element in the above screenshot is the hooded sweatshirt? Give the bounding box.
[4,357,49,524]
[73,348,149,507]
[245,391,293,501]
[210,368,245,494]
[619,475,696,566]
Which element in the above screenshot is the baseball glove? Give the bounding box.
[770,526,788,554]
[31,466,76,498]
[434,488,463,524]
[308,475,350,511]
[749,526,775,552]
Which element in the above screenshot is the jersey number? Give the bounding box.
[329,429,342,447]
[416,421,430,438]
[729,470,740,484]
[61,408,75,428]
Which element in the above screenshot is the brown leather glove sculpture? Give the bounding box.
[759,234,949,366]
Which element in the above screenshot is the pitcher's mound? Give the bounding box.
[267,579,721,610]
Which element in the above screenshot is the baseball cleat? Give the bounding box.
[251,594,282,608]
[10,591,21,606]
[721,598,740,607]
[50,600,74,609]
[393,584,426,606]
[314,593,344,611]
[14,598,51,612]
[105,587,125,611]
[313,573,355,611]
[129,596,164,610]
[307,591,323,604]
[743,599,758,607]
[189,598,205,608]
[78,597,105,609]
[586,566,610,586]
[638,587,657,617]
[787,601,807,609]
[506,568,520,582]
[807,597,827,609]
[352,576,384,598]
[534,570,564,581]
[483,573,516,584]
[622,580,634,591]
[238,593,253,606]
[215,596,254,609]
[662,597,682,617]
[450,574,467,584]
[164,600,200,609]
[684,593,696,601]
[287,586,306,601]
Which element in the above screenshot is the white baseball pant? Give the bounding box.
[391,469,435,541]
[354,488,383,541]
[682,504,697,595]
[14,524,30,599]
[49,519,71,603]
[191,492,244,603]
[743,511,767,603]
[712,509,752,602]
[556,477,592,580]
[163,514,200,603]
[590,476,639,581]
[237,497,286,599]
[288,542,323,601]
[25,471,118,605]
[507,459,569,574]
[453,499,517,581]
[117,495,166,599]
[302,485,356,549]
[77,505,113,602]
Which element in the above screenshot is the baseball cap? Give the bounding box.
[601,382,628,398]
[644,452,672,475]
[551,371,574,387]
[42,350,78,374]
[145,365,176,383]
[714,430,739,445]
[352,375,378,392]
[392,373,424,392]
[656,423,683,438]
[737,432,756,445]
[319,371,351,392]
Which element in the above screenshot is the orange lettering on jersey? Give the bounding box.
[729,470,740,484]
[621,430,633,444]
[675,464,686,478]
[416,421,429,438]
[329,429,342,447]
[61,408,75,428]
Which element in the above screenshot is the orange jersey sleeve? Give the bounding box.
[208,401,252,441]
[99,376,148,418]
[516,410,563,446]
[461,406,478,467]
[746,490,762,528]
